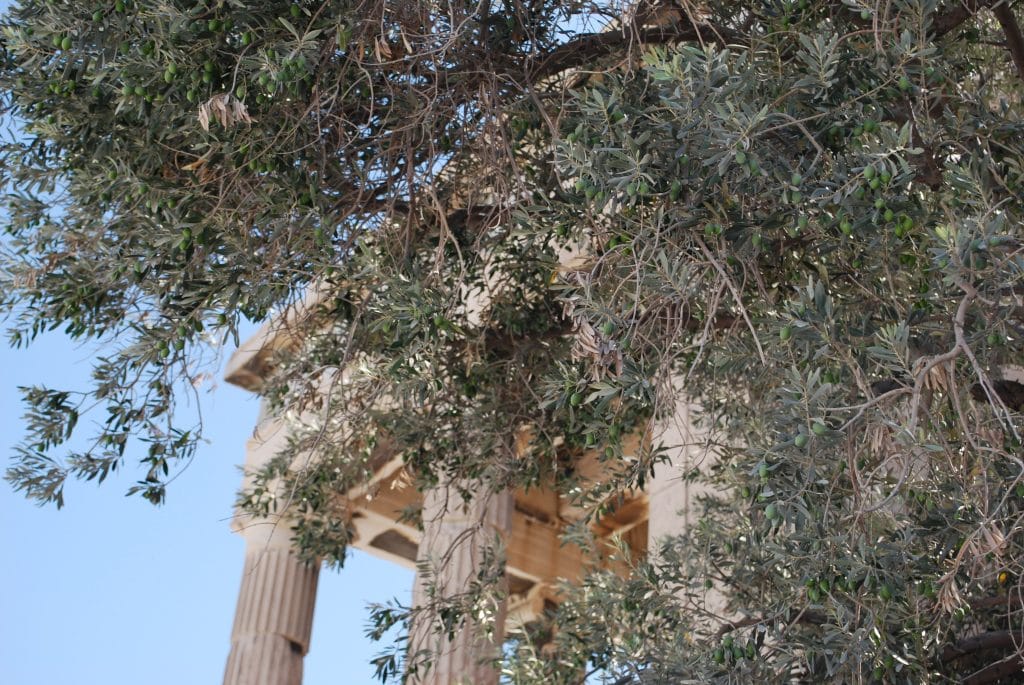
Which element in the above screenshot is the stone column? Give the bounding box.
[224,406,320,685]
[646,394,729,616]
[407,483,514,685]
[223,524,319,685]
[647,399,709,553]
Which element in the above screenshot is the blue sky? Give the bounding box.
[0,3,413,681]
[0,327,413,685]
[0,2,414,682]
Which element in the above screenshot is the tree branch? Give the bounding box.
[528,22,739,82]
[932,0,1001,37]
[964,653,1024,685]
[942,629,1022,662]
[534,0,1000,85]
[715,609,828,636]
[993,2,1024,83]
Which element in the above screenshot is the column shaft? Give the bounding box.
[223,545,319,685]
[407,484,513,685]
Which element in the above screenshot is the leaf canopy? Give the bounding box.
[3,0,1024,682]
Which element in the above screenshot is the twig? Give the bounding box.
[833,386,913,432]
[696,238,767,366]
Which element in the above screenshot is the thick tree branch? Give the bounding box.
[932,0,1001,37]
[964,653,1024,685]
[993,3,1024,83]
[534,0,1000,85]
[942,630,1023,662]
[529,22,739,82]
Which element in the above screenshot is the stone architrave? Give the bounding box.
[406,482,514,685]
[223,404,320,685]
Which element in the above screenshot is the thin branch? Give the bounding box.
[696,238,767,366]
[715,609,828,636]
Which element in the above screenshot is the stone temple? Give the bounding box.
[218,304,711,684]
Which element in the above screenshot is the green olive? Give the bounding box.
[795,433,809,448]
[779,325,792,342]
[812,421,827,436]
[669,179,682,201]
[569,392,583,407]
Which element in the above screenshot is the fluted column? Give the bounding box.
[647,393,728,615]
[647,399,706,553]
[224,407,320,685]
[407,482,514,685]
[223,526,319,685]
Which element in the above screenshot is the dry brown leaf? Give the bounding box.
[197,93,254,132]
[375,35,393,61]
[181,152,210,172]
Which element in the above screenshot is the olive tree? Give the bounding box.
[3,0,1024,683]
